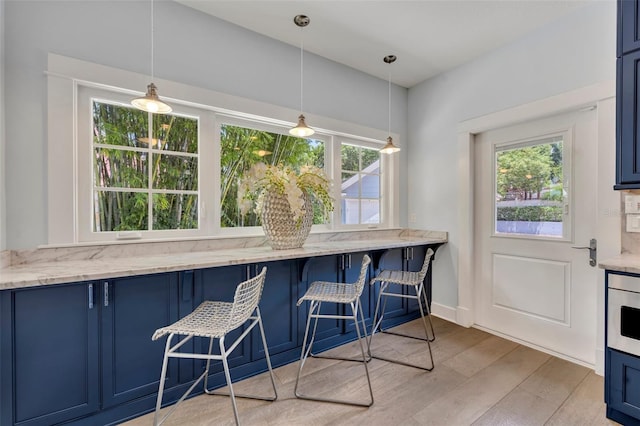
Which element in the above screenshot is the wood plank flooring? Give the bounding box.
[123,317,618,426]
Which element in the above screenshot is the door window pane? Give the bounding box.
[495,136,565,238]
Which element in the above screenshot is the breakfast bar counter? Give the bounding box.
[0,229,447,426]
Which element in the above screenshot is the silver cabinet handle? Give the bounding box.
[88,283,94,309]
[104,281,109,307]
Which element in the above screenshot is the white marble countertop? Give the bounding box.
[0,230,447,291]
[599,254,640,275]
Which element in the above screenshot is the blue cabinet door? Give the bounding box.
[252,259,299,359]
[620,0,640,56]
[101,273,179,408]
[9,283,99,426]
[343,251,373,334]
[616,50,640,188]
[299,255,343,341]
[608,348,640,421]
[195,265,251,376]
[375,248,407,323]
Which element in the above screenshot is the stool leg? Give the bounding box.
[295,300,318,396]
[353,299,374,406]
[368,281,388,355]
[154,334,173,426]
[203,337,215,392]
[417,283,436,342]
[256,307,278,400]
[219,336,240,425]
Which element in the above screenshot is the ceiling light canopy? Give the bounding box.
[380,54,400,154]
[131,0,172,114]
[289,14,314,138]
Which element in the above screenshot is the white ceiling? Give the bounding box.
[175,0,593,88]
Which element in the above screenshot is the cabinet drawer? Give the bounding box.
[608,348,640,420]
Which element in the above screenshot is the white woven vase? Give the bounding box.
[261,190,313,249]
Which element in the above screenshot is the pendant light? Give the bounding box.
[289,14,314,137]
[380,55,400,154]
[131,0,172,114]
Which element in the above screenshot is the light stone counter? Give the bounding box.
[599,254,640,275]
[0,229,447,291]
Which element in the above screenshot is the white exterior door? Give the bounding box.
[473,107,598,365]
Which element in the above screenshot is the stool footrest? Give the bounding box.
[295,390,373,407]
[205,388,277,401]
[369,354,434,372]
[310,352,372,363]
[381,329,435,343]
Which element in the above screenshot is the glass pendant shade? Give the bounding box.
[380,136,401,154]
[131,83,172,114]
[289,114,314,137]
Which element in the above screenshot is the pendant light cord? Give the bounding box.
[299,27,304,114]
[151,0,155,82]
[388,65,391,136]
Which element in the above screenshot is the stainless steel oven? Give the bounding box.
[608,274,640,356]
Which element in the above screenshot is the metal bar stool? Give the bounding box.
[294,254,374,407]
[152,267,277,425]
[368,248,435,371]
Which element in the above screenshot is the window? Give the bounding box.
[341,142,381,225]
[91,100,199,233]
[494,135,567,238]
[57,62,398,244]
[219,121,326,228]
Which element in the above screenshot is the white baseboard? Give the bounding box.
[456,305,473,327]
[431,302,457,323]
[595,347,604,376]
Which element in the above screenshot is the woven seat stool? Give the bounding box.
[294,255,374,407]
[368,248,435,371]
[152,267,277,425]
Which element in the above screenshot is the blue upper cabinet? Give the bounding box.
[620,0,640,56]
[616,0,640,189]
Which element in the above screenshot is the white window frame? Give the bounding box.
[335,137,390,229]
[76,87,216,242]
[215,115,335,236]
[46,54,399,246]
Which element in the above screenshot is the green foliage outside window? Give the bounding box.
[92,101,198,232]
[220,124,325,227]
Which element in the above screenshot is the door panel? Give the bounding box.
[474,108,598,364]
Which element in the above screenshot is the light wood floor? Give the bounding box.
[124,317,618,426]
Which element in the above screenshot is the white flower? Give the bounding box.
[238,162,334,225]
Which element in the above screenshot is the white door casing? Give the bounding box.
[456,81,618,373]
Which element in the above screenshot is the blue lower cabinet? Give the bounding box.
[299,255,343,341]
[1,246,437,424]
[7,283,100,426]
[375,248,408,323]
[101,273,180,408]
[607,348,640,424]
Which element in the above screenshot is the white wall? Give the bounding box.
[408,1,616,311]
[0,0,5,251]
[3,0,408,249]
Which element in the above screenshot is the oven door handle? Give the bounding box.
[571,238,597,267]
